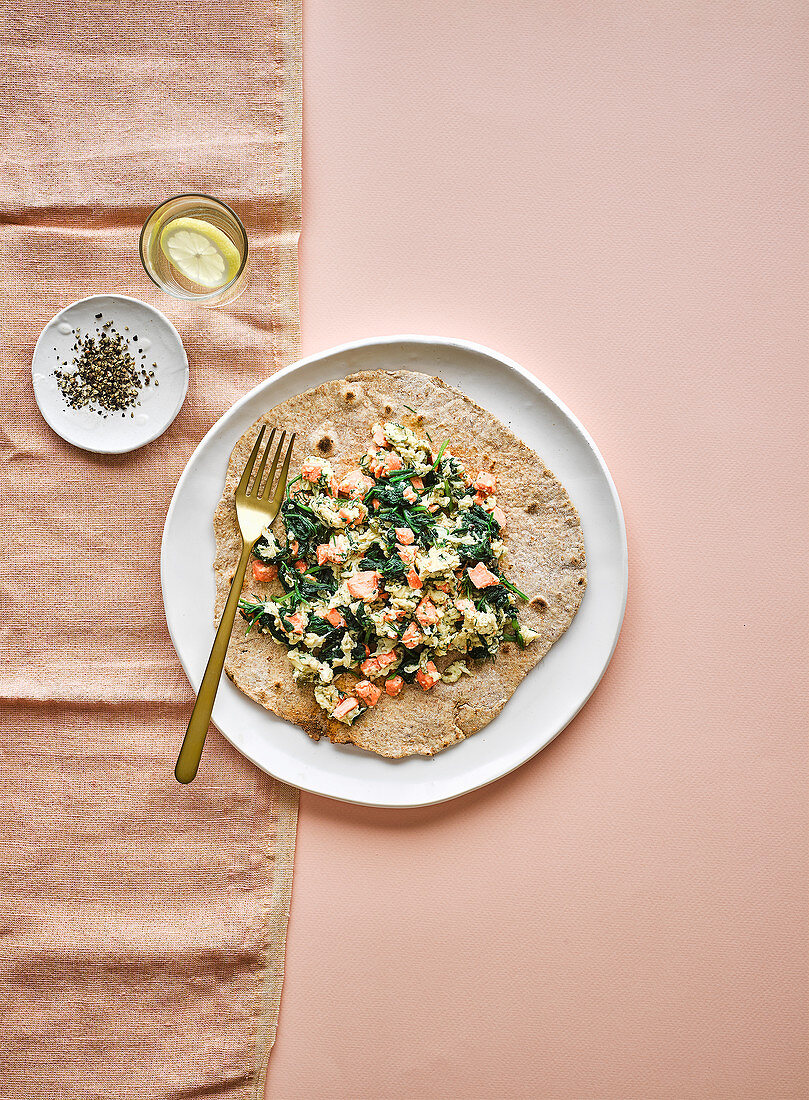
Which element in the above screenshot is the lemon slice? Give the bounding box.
[159,217,242,289]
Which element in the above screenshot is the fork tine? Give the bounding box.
[270,433,296,507]
[259,430,286,499]
[248,427,276,497]
[236,424,266,496]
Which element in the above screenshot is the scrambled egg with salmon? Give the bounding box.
[238,421,540,725]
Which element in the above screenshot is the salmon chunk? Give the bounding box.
[415,598,439,627]
[382,609,406,622]
[338,470,375,499]
[332,697,359,720]
[316,544,334,566]
[369,451,403,478]
[346,570,381,601]
[416,661,440,690]
[467,563,499,588]
[474,471,496,494]
[301,456,328,483]
[360,657,381,677]
[355,680,382,707]
[252,561,277,582]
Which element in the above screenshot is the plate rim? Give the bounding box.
[31,293,189,455]
[161,334,628,807]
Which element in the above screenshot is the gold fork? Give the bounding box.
[175,425,295,783]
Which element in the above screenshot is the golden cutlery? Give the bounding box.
[175,425,294,783]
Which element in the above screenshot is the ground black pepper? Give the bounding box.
[53,322,153,416]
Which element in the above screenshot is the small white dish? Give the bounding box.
[32,294,189,454]
[161,335,628,808]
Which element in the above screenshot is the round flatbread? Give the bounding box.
[213,370,586,757]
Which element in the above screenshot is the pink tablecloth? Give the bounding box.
[267,2,808,1097]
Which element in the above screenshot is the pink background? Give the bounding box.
[267,3,808,1097]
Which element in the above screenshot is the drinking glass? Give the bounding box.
[139,194,249,306]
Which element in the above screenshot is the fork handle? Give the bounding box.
[175,540,253,783]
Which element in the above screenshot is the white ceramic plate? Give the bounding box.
[32,294,189,454]
[161,336,627,807]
